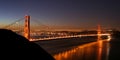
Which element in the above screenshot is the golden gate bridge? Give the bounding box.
[1,15,111,41]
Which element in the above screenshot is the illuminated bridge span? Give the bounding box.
[3,15,111,41]
[30,33,111,41]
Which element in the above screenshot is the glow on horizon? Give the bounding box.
[0,1,120,30]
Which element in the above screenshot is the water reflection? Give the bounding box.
[54,40,110,60]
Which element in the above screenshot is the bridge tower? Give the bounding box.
[24,15,30,40]
[97,24,101,41]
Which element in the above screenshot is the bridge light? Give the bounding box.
[107,35,111,41]
[15,22,19,24]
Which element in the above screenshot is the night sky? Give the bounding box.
[0,0,120,31]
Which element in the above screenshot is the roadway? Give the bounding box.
[31,33,110,41]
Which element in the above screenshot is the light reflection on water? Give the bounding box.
[54,40,110,60]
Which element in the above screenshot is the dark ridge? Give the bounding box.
[0,29,55,60]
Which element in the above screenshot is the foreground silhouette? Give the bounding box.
[0,29,55,60]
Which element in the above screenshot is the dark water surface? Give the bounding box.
[35,37,120,60]
[54,40,111,60]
